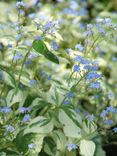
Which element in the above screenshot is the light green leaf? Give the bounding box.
[6,89,27,106]
[59,109,82,138]
[24,116,53,135]
[79,140,95,156]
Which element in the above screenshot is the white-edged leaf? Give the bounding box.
[80,140,95,156]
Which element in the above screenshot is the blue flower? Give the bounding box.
[7,44,12,48]
[0,106,12,113]
[13,53,23,61]
[86,72,102,80]
[100,110,108,118]
[28,143,36,149]
[51,41,59,51]
[66,48,72,54]
[47,75,52,80]
[65,92,75,98]
[104,119,113,125]
[75,44,84,51]
[36,36,43,41]
[74,56,90,65]
[84,65,98,71]
[43,21,54,31]
[63,100,70,105]
[5,125,15,132]
[16,34,22,41]
[18,107,31,114]
[98,28,106,35]
[28,53,37,59]
[86,114,95,121]
[74,55,84,63]
[104,18,111,27]
[73,65,80,72]
[16,2,26,9]
[22,114,30,122]
[29,79,37,86]
[90,81,101,89]
[67,143,77,151]
[113,127,117,133]
[106,106,116,113]
[25,40,32,47]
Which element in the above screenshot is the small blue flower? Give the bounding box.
[113,127,117,133]
[87,24,93,29]
[86,72,102,80]
[84,65,98,71]
[13,53,23,61]
[100,110,108,118]
[63,100,70,105]
[74,55,84,63]
[18,107,31,114]
[51,41,59,51]
[90,81,101,89]
[36,36,43,41]
[22,114,30,122]
[67,143,77,151]
[86,114,95,121]
[43,21,54,31]
[7,44,13,48]
[16,2,26,9]
[28,53,37,59]
[66,48,72,54]
[65,92,75,98]
[28,13,36,19]
[25,61,33,66]
[98,28,106,35]
[29,79,37,86]
[5,125,15,132]
[0,106,12,113]
[28,143,36,149]
[75,44,84,52]
[16,34,22,41]
[73,65,80,72]
[47,75,52,80]
[106,106,116,113]
[25,40,32,47]
[104,18,111,27]
[104,119,113,125]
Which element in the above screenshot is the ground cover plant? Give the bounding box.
[0,0,117,156]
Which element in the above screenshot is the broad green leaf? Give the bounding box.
[0,66,16,87]
[52,130,66,151]
[82,120,97,134]
[14,132,44,155]
[59,109,82,138]
[79,140,95,156]
[24,116,53,135]
[6,89,27,107]
[32,40,59,64]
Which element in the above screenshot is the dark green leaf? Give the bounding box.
[32,40,59,64]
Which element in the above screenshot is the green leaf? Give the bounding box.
[6,89,27,107]
[14,132,44,155]
[0,65,16,87]
[52,130,66,151]
[24,116,53,135]
[32,40,59,64]
[79,140,95,156]
[59,109,82,138]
